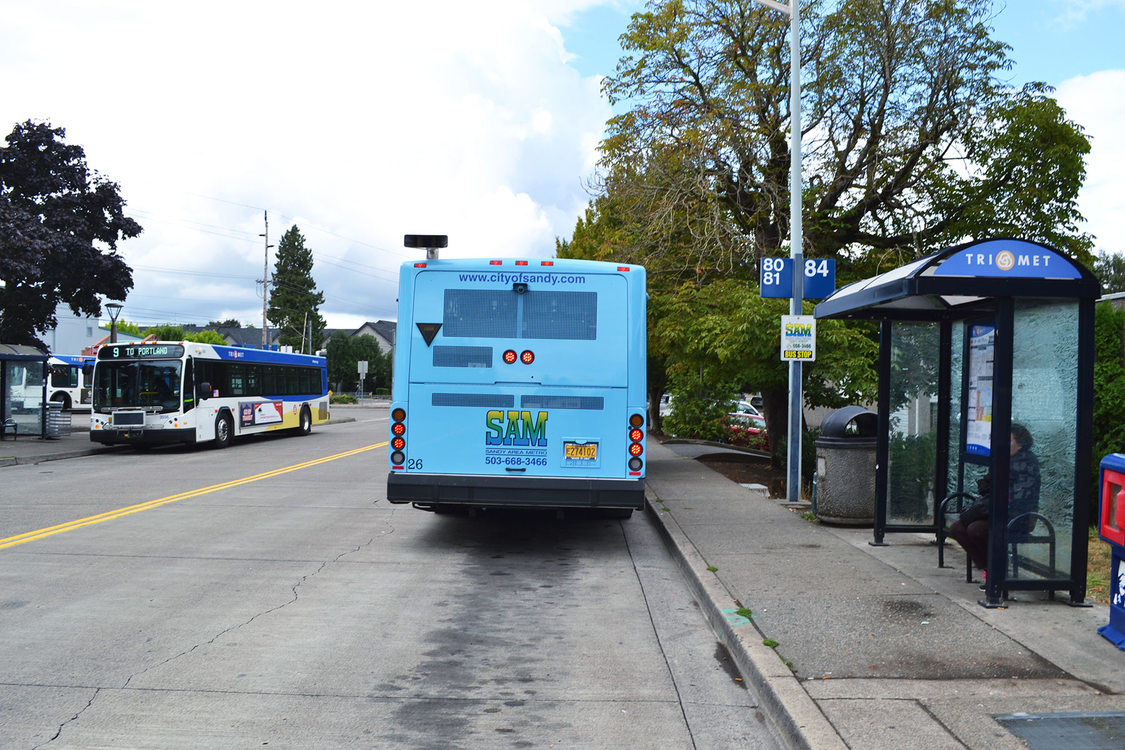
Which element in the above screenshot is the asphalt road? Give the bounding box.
[0,410,780,749]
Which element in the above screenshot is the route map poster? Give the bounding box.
[965,324,995,457]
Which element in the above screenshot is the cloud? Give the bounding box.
[1,1,617,329]
[1056,69,1125,254]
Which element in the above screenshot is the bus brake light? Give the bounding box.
[520,350,534,364]
[503,350,518,364]
[629,443,644,456]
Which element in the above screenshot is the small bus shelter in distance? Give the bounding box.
[1,344,48,439]
[814,238,1100,607]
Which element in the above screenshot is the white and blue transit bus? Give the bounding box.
[90,341,329,448]
[386,256,647,515]
[47,354,95,411]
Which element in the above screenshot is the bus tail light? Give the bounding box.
[628,413,645,474]
[520,350,535,364]
[391,408,407,466]
[503,349,518,364]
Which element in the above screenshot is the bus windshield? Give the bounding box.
[93,359,183,413]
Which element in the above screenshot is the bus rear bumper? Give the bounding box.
[386,472,644,510]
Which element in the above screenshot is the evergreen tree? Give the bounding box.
[267,225,326,352]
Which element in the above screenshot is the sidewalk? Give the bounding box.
[0,413,121,467]
[645,439,1125,750]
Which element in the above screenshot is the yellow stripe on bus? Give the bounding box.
[0,442,387,550]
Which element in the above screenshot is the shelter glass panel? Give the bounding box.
[3,361,45,436]
[1008,299,1078,582]
[886,321,940,525]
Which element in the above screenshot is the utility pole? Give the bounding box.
[259,211,274,349]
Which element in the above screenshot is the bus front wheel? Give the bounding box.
[297,406,312,436]
[214,414,233,449]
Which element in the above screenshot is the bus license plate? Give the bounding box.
[564,441,598,461]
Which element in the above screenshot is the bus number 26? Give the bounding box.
[407,458,423,470]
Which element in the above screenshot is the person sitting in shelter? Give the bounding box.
[947,423,1040,585]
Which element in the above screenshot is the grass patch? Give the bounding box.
[1088,526,1113,605]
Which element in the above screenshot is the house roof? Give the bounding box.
[354,320,396,341]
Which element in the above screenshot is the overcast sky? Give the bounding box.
[2,0,1122,333]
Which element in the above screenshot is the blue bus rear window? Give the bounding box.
[443,289,597,340]
[522,291,597,340]
[443,290,517,337]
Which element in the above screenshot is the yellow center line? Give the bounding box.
[0,442,387,551]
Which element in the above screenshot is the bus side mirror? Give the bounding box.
[199,382,211,400]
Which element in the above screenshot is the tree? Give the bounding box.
[143,324,226,345]
[1093,251,1125,295]
[573,0,1094,476]
[208,318,243,328]
[326,331,391,394]
[0,120,141,346]
[600,0,1092,274]
[267,225,326,352]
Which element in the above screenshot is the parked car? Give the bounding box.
[734,400,762,417]
[725,412,768,449]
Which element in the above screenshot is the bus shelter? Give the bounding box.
[1,344,48,438]
[814,239,1099,606]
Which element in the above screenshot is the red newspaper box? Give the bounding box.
[1097,454,1125,649]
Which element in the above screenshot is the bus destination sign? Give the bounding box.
[98,344,185,360]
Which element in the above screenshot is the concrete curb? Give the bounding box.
[644,493,846,750]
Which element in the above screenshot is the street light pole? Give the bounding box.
[786,0,804,504]
[753,0,804,503]
[106,302,123,344]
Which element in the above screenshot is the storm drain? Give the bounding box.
[994,711,1125,749]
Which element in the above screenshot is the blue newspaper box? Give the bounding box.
[1097,454,1125,649]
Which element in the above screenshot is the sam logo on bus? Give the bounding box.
[485,410,548,446]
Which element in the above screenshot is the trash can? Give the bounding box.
[1097,454,1125,650]
[44,400,70,439]
[814,406,878,525]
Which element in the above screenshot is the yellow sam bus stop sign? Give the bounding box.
[781,315,816,361]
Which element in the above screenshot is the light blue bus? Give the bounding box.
[386,257,647,515]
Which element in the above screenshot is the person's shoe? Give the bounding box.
[978,571,987,590]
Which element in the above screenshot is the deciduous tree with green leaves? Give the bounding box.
[0,120,141,346]
[267,225,326,353]
[564,0,1094,478]
[600,0,1092,273]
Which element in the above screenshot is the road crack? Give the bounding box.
[41,537,377,746]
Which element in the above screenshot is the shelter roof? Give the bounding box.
[814,238,1100,321]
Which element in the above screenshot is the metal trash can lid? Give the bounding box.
[820,406,878,438]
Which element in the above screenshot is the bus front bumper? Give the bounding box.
[90,427,197,446]
[386,472,644,510]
